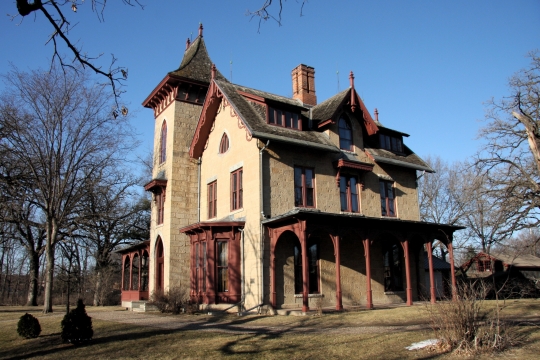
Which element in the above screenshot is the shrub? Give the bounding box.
[149,286,189,314]
[61,299,93,344]
[426,280,524,355]
[17,313,41,339]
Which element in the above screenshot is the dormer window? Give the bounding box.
[338,115,353,150]
[379,133,403,153]
[268,107,301,130]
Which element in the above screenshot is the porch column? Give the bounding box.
[270,254,276,308]
[206,230,216,304]
[300,234,309,313]
[403,240,413,306]
[363,239,373,310]
[447,241,457,301]
[333,235,343,311]
[138,250,142,292]
[129,254,133,290]
[426,241,436,303]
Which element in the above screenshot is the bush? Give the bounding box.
[426,280,524,355]
[17,313,41,339]
[149,286,189,314]
[61,299,93,344]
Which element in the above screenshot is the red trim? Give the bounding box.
[190,80,224,158]
[363,239,373,309]
[238,91,266,104]
[317,119,334,128]
[144,179,168,192]
[335,159,374,172]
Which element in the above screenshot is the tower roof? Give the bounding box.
[168,34,226,84]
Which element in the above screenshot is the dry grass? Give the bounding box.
[0,300,538,359]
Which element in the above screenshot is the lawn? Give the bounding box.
[0,300,539,359]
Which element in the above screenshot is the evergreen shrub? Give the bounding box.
[17,313,41,339]
[61,299,93,344]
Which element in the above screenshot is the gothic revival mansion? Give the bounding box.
[119,25,462,313]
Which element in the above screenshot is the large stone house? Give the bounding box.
[120,25,463,312]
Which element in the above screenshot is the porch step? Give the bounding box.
[276,309,306,316]
[131,301,158,312]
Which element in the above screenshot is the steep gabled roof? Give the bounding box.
[461,251,540,270]
[311,87,379,136]
[168,35,226,83]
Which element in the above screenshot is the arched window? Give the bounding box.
[132,254,139,290]
[155,237,164,291]
[123,257,131,291]
[141,251,149,291]
[159,121,167,164]
[338,115,353,150]
[219,133,229,154]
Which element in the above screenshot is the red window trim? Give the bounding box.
[294,166,316,208]
[219,133,229,154]
[340,175,360,213]
[230,168,243,211]
[156,189,166,225]
[208,181,217,219]
[267,106,302,130]
[379,179,396,217]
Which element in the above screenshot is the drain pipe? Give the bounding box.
[259,140,270,307]
[239,227,245,312]
[197,157,202,222]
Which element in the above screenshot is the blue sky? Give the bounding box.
[1,0,539,168]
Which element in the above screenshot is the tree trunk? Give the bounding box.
[43,219,57,313]
[26,251,40,306]
[93,269,102,306]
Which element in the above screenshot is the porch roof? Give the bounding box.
[262,209,464,239]
[115,240,150,254]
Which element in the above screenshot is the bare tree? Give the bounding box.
[77,173,150,306]
[12,1,144,105]
[247,0,308,30]
[0,64,136,312]
[476,51,540,231]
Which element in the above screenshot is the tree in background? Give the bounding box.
[0,65,136,312]
[476,51,540,233]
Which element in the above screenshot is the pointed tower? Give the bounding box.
[142,24,225,294]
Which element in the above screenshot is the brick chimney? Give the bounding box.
[291,64,317,106]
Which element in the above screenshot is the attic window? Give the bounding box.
[268,107,301,130]
[477,259,491,272]
[379,133,403,153]
[219,133,229,154]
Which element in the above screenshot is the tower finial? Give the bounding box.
[349,71,355,89]
[199,23,203,37]
[374,108,379,122]
[211,63,216,80]
[186,38,191,50]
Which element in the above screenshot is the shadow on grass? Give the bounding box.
[1,326,181,360]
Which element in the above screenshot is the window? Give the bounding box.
[294,241,319,294]
[294,166,315,207]
[141,251,149,292]
[217,241,228,292]
[132,254,139,290]
[477,259,492,272]
[123,257,130,291]
[379,133,403,153]
[195,243,207,293]
[379,180,396,217]
[268,107,301,129]
[159,120,167,163]
[219,133,229,154]
[384,243,403,291]
[231,168,243,211]
[208,181,217,219]
[156,189,165,225]
[340,175,359,212]
[338,116,353,150]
